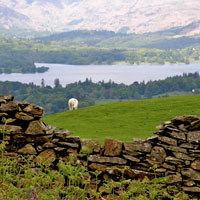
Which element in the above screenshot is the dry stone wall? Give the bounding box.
[0,95,200,195]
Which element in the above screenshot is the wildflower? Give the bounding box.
[30,193,34,199]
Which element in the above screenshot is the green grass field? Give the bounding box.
[43,94,200,144]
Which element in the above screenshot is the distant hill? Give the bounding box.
[36,29,200,50]
[43,94,200,144]
[1,0,200,36]
[36,30,119,42]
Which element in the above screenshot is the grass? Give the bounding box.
[94,99,121,105]
[43,94,200,144]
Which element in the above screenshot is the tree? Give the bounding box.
[54,78,61,88]
[41,79,45,88]
[1,85,9,95]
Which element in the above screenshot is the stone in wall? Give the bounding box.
[15,112,34,121]
[104,137,123,156]
[18,144,37,155]
[191,159,200,170]
[150,146,166,163]
[23,104,44,117]
[33,149,56,166]
[80,138,101,153]
[88,155,127,165]
[124,141,152,153]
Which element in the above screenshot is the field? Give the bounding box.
[43,94,200,144]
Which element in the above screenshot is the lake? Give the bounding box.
[0,63,200,87]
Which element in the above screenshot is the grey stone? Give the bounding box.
[124,142,152,153]
[104,138,123,156]
[150,146,166,163]
[165,156,184,165]
[169,131,186,140]
[57,141,79,148]
[173,152,195,161]
[45,125,56,134]
[158,136,177,146]
[165,126,181,132]
[183,180,196,187]
[191,159,200,170]
[123,155,140,162]
[0,101,19,112]
[54,147,66,151]
[43,142,56,148]
[159,144,187,153]
[180,143,199,149]
[16,101,30,109]
[23,104,44,117]
[25,134,53,143]
[67,148,78,154]
[2,118,17,124]
[172,115,200,126]
[25,120,47,135]
[3,135,11,141]
[122,150,142,157]
[155,168,166,173]
[54,129,71,139]
[33,149,56,166]
[1,152,19,159]
[0,124,24,135]
[178,124,187,131]
[163,163,176,171]
[124,169,154,180]
[0,95,14,102]
[15,112,34,121]
[187,119,200,131]
[0,113,9,117]
[0,99,6,104]
[62,136,80,143]
[88,155,127,165]
[187,131,200,143]
[18,144,37,155]
[89,163,109,172]
[166,173,182,184]
[146,135,158,142]
[133,138,146,142]
[182,187,200,193]
[80,139,101,153]
[181,168,200,181]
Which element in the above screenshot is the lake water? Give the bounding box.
[0,63,200,86]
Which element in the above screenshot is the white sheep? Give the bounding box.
[192,89,195,93]
[68,98,79,110]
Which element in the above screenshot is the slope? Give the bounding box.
[43,94,200,144]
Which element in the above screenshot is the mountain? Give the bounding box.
[0,5,31,30]
[0,0,200,36]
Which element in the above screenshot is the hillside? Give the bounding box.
[36,30,200,50]
[1,0,200,36]
[43,94,200,144]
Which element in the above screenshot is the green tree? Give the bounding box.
[54,78,62,88]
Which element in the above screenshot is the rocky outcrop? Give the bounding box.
[0,95,200,195]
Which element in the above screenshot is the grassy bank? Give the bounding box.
[43,94,200,144]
